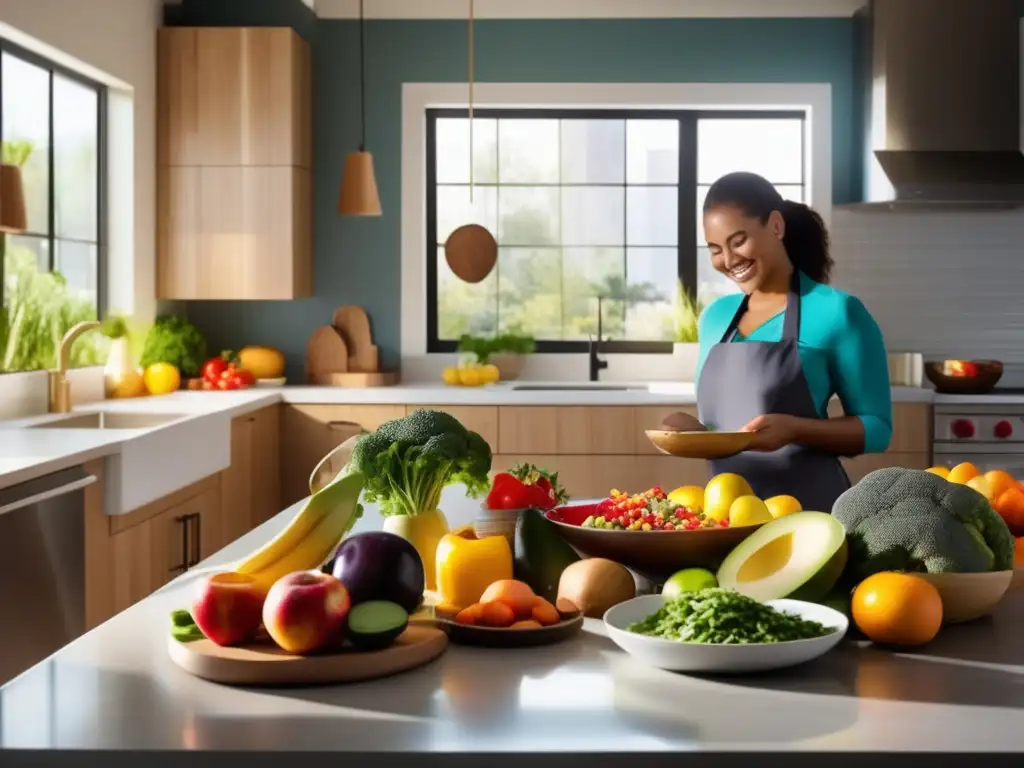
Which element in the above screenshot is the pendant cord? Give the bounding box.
[468,0,475,202]
[359,0,367,152]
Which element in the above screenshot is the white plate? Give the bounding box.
[604,594,848,674]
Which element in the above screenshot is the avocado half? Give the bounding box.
[716,511,848,602]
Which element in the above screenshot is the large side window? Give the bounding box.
[426,109,805,353]
[1,42,105,373]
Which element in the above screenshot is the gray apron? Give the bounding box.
[696,271,851,514]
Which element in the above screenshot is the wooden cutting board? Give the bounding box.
[167,625,448,686]
[305,325,349,379]
[332,306,379,373]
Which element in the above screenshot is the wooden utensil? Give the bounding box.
[310,371,398,387]
[332,305,379,372]
[305,325,349,381]
[444,223,497,284]
[645,429,754,460]
[167,625,447,686]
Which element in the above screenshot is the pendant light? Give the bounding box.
[0,163,27,233]
[443,0,497,284]
[338,0,382,216]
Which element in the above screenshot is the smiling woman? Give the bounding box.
[0,41,106,373]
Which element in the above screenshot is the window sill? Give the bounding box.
[0,366,105,421]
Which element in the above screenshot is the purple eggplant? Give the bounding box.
[330,532,425,613]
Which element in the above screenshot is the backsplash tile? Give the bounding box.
[831,209,1024,368]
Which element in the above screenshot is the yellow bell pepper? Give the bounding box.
[435,526,513,609]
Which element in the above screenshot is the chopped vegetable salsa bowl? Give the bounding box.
[604,591,848,673]
[546,498,764,580]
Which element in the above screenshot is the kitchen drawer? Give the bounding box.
[633,406,699,455]
[497,406,637,455]
[281,404,405,505]
[498,407,558,454]
[407,405,498,450]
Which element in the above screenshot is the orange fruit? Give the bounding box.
[994,487,1024,536]
[480,579,536,619]
[1014,538,1024,567]
[966,475,994,501]
[946,462,980,485]
[531,597,561,626]
[984,470,1019,500]
[851,572,943,647]
[510,620,543,629]
[478,601,516,627]
[925,466,950,479]
[454,604,484,625]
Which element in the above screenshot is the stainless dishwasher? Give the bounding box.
[0,466,96,686]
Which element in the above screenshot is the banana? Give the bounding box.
[233,470,365,589]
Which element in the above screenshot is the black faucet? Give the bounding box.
[589,295,609,382]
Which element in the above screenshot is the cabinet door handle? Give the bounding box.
[187,512,202,568]
[327,420,362,431]
[170,515,189,574]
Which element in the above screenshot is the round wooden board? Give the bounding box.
[444,223,497,283]
[167,625,448,686]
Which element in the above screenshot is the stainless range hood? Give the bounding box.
[848,0,1024,210]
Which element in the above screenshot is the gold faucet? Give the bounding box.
[48,320,102,413]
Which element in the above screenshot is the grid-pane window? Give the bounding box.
[427,109,806,353]
[1,43,105,372]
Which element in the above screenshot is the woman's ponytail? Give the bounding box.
[778,199,833,284]
[703,171,834,284]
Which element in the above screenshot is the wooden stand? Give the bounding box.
[304,305,398,386]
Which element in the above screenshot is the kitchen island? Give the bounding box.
[1,492,1023,767]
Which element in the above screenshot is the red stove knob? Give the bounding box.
[994,420,1014,439]
[951,419,975,439]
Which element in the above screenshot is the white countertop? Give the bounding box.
[0,380,1005,501]
[1,493,1023,759]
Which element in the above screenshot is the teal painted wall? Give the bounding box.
[179,16,859,377]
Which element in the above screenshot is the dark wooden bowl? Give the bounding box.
[437,615,584,648]
[545,502,762,582]
[924,360,1003,394]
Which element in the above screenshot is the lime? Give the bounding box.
[662,567,718,599]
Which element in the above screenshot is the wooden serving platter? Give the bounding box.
[167,625,447,686]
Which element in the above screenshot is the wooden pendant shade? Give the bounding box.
[0,163,27,233]
[444,224,497,284]
[338,150,382,216]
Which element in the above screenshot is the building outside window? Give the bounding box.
[0,40,106,373]
[426,108,805,353]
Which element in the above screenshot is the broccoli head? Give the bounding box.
[349,409,492,517]
[832,467,1015,580]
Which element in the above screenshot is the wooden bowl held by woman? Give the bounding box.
[914,570,1014,624]
[924,360,1003,395]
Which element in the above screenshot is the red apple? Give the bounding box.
[262,571,351,654]
[190,571,265,647]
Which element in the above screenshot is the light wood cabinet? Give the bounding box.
[156,26,312,300]
[219,406,282,550]
[158,27,311,168]
[406,405,499,449]
[157,165,311,300]
[281,405,406,506]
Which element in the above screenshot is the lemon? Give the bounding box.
[442,367,461,386]
[925,466,950,479]
[704,473,754,522]
[142,362,181,395]
[966,475,995,502]
[458,367,482,386]
[728,495,773,527]
[667,484,705,512]
[764,494,802,519]
[480,364,500,384]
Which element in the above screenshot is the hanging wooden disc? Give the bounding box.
[444,223,497,284]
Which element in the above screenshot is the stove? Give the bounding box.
[933,393,1024,470]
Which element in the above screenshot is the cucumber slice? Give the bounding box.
[346,600,409,651]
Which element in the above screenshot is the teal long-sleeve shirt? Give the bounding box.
[695,272,893,455]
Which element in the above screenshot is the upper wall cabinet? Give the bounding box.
[158,27,312,168]
[157,27,313,300]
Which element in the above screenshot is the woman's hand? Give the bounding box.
[739,414,801,452]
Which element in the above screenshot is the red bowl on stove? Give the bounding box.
[544,502,763,579]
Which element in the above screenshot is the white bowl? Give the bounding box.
[603,594,848,674]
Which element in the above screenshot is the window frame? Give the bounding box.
[425,106,806,354]
[0,36,108,318]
